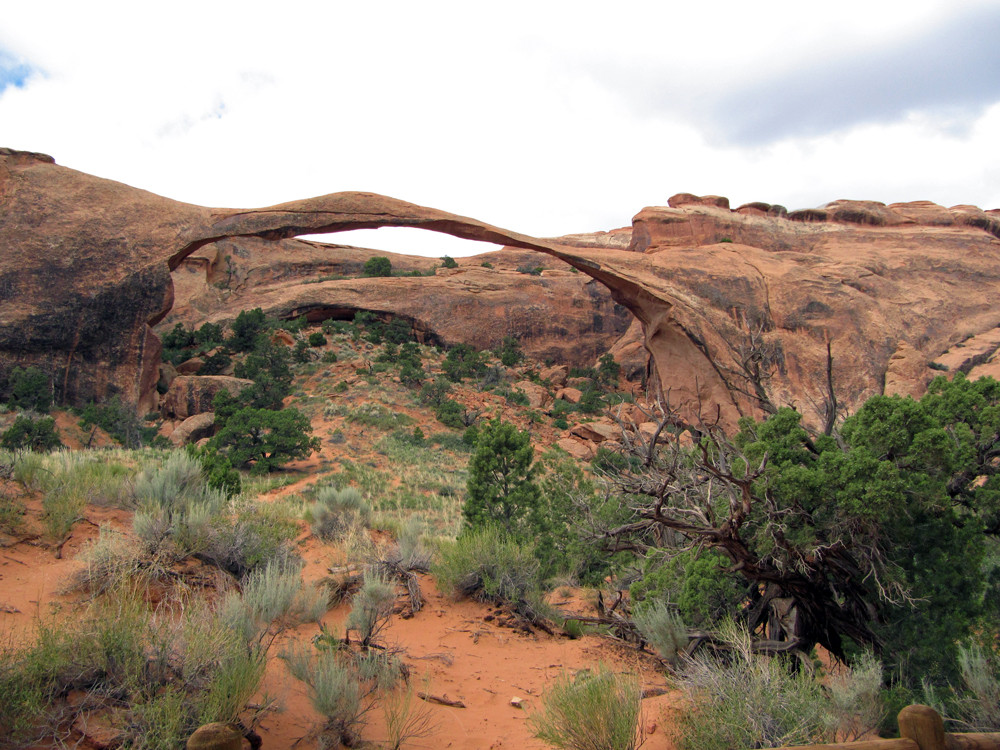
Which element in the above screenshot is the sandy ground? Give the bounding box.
[0,486,679,749]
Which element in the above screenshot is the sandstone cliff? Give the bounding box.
[3,148,999,431]
[162,237,632,368]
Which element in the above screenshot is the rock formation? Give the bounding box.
[162,238,632,369]
[3,149,1000,431]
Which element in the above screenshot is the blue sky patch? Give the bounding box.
[0,49,37,95]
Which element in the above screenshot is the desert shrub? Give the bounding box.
[597,353,621,386]
[311,486,371,540]
[516,264,543,276]
[529,666,642,750]
[0,593,268,749]
[200,498,299,577]
[75,526,164,594]
[632,601,688,665]
[232,337,294,409]
[363,256,393,277]
[434,525,546,621]
[669,623,883,750]
[5,365,52,412]
[187,445,242,498]
[495,335,524,367]
[442,344,487,382]
[79,396,144,447]
[281,643,365,746]
[234,560,328,636]
[434,398,465,428]
[943,640,1000,731]
[228,307,269,352]
[629,549,745,630]
[347,402,413,431]
[209,406,320,473]
[309,331,328,347]
[464,418,539,535]
[346,572,396,648]
[440,255,458,269]
[1,415,62,452]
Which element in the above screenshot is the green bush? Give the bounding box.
[209,406,320,473]
[434,525,546,621]
[310,486,371,541]
[0,593,268,749]
[363,256,393,277]
[79,396,143,447]
[442,344,487,382]
[346,572,396,648]
[669,623,883,750]
[495,336,524,367]
[309,331,328,347]
[632,601,688,665]
[228,307,268,352]
[464,418,539,535]
[440,255,458,269]
[6,366,52,411]
[201,498,299,577]
[434,398,465,429]
[0,415,62,452]
[529,666,642,750]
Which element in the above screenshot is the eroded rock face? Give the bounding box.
[607,194,1000,428]
[4,151,1000,433]
[162,239,632,369]
[0,149,625,410]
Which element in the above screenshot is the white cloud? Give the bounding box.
[0,0,997,257]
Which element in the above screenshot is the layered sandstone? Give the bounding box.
[3,149,1000,432]
[163,238,631,368]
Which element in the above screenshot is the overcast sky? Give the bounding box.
[2,0,998,257]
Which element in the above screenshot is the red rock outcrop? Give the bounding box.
[4,150,1000,432]
[162,239,632,368]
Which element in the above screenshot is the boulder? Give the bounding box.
[556,387,583,404]
[539,365,568,387]
[160,375,253,419]
[570,421,622,443]
[513,380,552,409]
[556,437,594,460]
[176,357,204,375]
[168,412,215,447]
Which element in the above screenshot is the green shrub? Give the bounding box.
[209,406,320,473]
[228,307,268,352]
[632,601,688,665]
[347,572,396,648]
[5,366,52,411]
[79,396,144,447]
[530,666,642,750]
[464,418,539,535]
[442,344,487,382]
[434,398,465,429]
[281,643,364,746]
[434,525,545,621]
[0,593,268,749]
[363,256,393,277]
[347,402,413,431]
[201,498,299,577]
[669,623,883,750]
[440,255,458,268]
[1,415,62,452]
[309,331,328,347]
[495,335,524,367]
[311,486,371,540]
